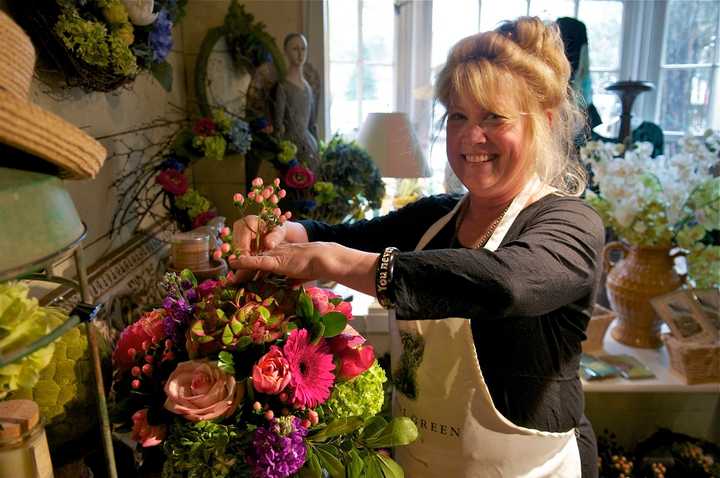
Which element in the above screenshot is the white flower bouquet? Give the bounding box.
[581,131,720,288]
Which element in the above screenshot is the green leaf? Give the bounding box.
[376,453,404,478]
[315,445,345,478]
[329,297,343,306]
[257,306,270,321]
[311,321,325,344]
[180,269,198,287]
[236,336,252,350]
[191,319,206,337]
[297,292,314,319]
[347,449,365,478]
[218,351,235,375]
[309,417,364,443]
[222,324,234,346]
[216,308,226,321]
[320,311,347,337]
[298,449,323,478]
[229,317,243,335]
[364,454,384,478]
[363,417,418,449]
[151,60,173,92]
[361,416,389,442]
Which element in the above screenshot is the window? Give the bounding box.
[656,1,720,141]
[327,0,395,137]
[323,0,719,191]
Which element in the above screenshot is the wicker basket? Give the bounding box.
[582,304,616,352]
[662,333,720,384]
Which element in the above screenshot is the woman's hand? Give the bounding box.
[228,242,378,297]
[231,215,289,255]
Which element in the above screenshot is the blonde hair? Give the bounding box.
[435,16,587,196]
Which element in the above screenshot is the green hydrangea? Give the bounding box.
[55,10,110,68]
[321,361,386,419]
[193,135,227,161]
[0,282,65,399]
[162,421,246,478]
[176,189,211,218]
[108,32,138,76]
[278,140,297,164]
[10,324,94,446]
[211,110,233,134]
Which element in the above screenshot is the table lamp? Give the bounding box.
[357,113,432,211]
[357,112,432,178]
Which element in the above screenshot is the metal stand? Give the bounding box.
[0,228,118,478]
[605,80,654,145]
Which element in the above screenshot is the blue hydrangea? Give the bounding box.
[149,9,173,63]
[227,119,252,155]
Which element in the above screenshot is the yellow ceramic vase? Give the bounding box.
[604,241,685,348]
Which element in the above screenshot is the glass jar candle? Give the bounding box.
[0,400,53,478]
[170,232,210,271]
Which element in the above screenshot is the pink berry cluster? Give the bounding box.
[250,398,320,428]
[212,177,291,261]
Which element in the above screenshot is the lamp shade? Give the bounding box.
[357,112,432,178]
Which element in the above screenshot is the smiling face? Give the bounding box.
[284,35,308,67]
[445,93,534,204]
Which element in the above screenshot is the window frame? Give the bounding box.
[318,0,719,147]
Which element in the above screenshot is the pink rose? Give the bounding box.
[329,332,376,381]
[163,360,244,421]
[131,409,167,447]
[306,287,353,321]
[252,345,292,395]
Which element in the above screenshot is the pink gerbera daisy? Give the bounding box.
[283,329,335,408]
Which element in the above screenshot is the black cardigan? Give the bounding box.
[301,193,604,434]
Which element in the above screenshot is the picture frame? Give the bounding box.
[651,290,718,344]
[689,288,720,334]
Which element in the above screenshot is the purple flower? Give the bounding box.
[162,296,192,341]
[197,279,220,298]
[247,417,308,478]
[149,9,173,63]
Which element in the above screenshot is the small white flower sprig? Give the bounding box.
[213,177,292,262]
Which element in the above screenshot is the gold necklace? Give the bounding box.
[455,201,512,249]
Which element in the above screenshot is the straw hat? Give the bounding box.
[0,11,106,179]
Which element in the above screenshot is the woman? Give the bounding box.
[232,17,603,478]
[273,33,319,171]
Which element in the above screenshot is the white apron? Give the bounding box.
[390,178,582,478]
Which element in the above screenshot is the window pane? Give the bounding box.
[362,0,394,63]
[590,71,620,135]
[578,0,623,70]
[329,62,359,135]
[480,0,527,32]
[360,65,394,117]
[658,67,713,134]
[529,0,574,21]
[328,0,358,62]
[432,0,479,67]
[664,0,719,65]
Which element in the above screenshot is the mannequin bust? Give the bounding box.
[273,33,319,170]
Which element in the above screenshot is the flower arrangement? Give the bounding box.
[266,134,385,224]
[581,130,720,288]
[151,110,255,231]
[111,180,418,477]
[15,0,186,92]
